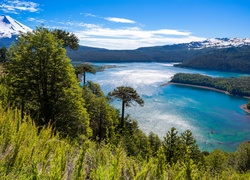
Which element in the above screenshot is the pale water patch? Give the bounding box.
[86,62,250,152]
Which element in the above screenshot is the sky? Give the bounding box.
[0,0,250,49]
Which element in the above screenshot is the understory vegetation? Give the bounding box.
[1,27,250,179]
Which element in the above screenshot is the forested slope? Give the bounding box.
[175,46,250,74]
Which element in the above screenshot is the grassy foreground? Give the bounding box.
[1,104,250,179]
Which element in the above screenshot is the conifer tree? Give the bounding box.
[5,27,91,138]
[162,127,181,164]
[108,86,144,129]
[75,64,96,84]
[82,82,119,142]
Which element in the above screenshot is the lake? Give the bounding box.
[84,62,250,152]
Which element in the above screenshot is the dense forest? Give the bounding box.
[1,27,250,179]
[175,46,250,74]
[170,73,250,109]
[170,73,250,97]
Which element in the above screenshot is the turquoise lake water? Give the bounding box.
[85,62,250,152]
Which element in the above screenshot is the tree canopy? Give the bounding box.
[5,27,91,138]
[108,86,144,128]
[74,64,96,84]
[51,29,79,50]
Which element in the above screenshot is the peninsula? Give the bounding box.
[163,73,250,113]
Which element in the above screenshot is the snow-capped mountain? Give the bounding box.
[188,38,250,49]
[0,15,32,38]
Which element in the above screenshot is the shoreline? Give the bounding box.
[241,104,250,114]
[161,82,230,94]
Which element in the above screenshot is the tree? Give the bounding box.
[5,27,91,138]
[234,142,250,172]
[51,29,79,50]
[0,46,7,62]
[82,82,119,142]
[108,86,144,128]
[162,127,182,164]
[75,64,96,84]
[180,130,202,164]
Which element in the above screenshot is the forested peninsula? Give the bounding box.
[169,73,250,111]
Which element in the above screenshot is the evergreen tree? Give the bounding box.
[5,27,91,138]
[82,82,119,142]
[148,132,161,156]
[234,142,250,172]
[162,127,182,164]
[180,130,202,163]
[51,29,79,50]
[75,64,96,84]
[0,46,7,62]
[108,86,144,129]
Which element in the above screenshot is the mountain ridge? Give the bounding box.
[0,15,250,74]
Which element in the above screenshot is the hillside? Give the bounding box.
[1,15,250,73]
[175,46,250,74]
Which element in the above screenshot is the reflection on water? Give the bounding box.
[85,62,249,152]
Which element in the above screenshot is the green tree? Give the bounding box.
[0,46,7,62]
[75,64,96,84]
[205,149,228,177]
[108,86,144,128]
[82,82,119,142]
[5,27,91,138]
[162,127,181,165]
[148,132,161,156]
[234,142,250,172]
[180,130,202,164]
[51,29,79,50]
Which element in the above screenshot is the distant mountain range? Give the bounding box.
[1,15,250,73]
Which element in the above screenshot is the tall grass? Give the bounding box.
[1,103,250,179]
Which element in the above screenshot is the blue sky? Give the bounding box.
[1,0,250,49]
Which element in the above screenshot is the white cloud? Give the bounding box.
[0,0,39,14]
[74,26,206,50]
[27,17,45,23]
[104,17,136,24]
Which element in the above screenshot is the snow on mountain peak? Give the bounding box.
[188,37,250,49]
[0,15,32,38]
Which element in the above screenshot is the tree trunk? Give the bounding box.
[83,72,86,84]
[121,100,125,128]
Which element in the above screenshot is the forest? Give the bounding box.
[170,73,250,110]
[175,46,250,74]
[171,73,250,97]
[1,27,250,179]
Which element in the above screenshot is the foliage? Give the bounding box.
[82,81,119,142]
[0,47,7,62]
[2,26,250,178]
[4,27,91,138]
[176,46,250,73]
[74,64,96,84]
[1,101,250,179]
[108,86,144,129]
[171,73,250,97]
[51,29,79,50]
[163,128,202,165]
